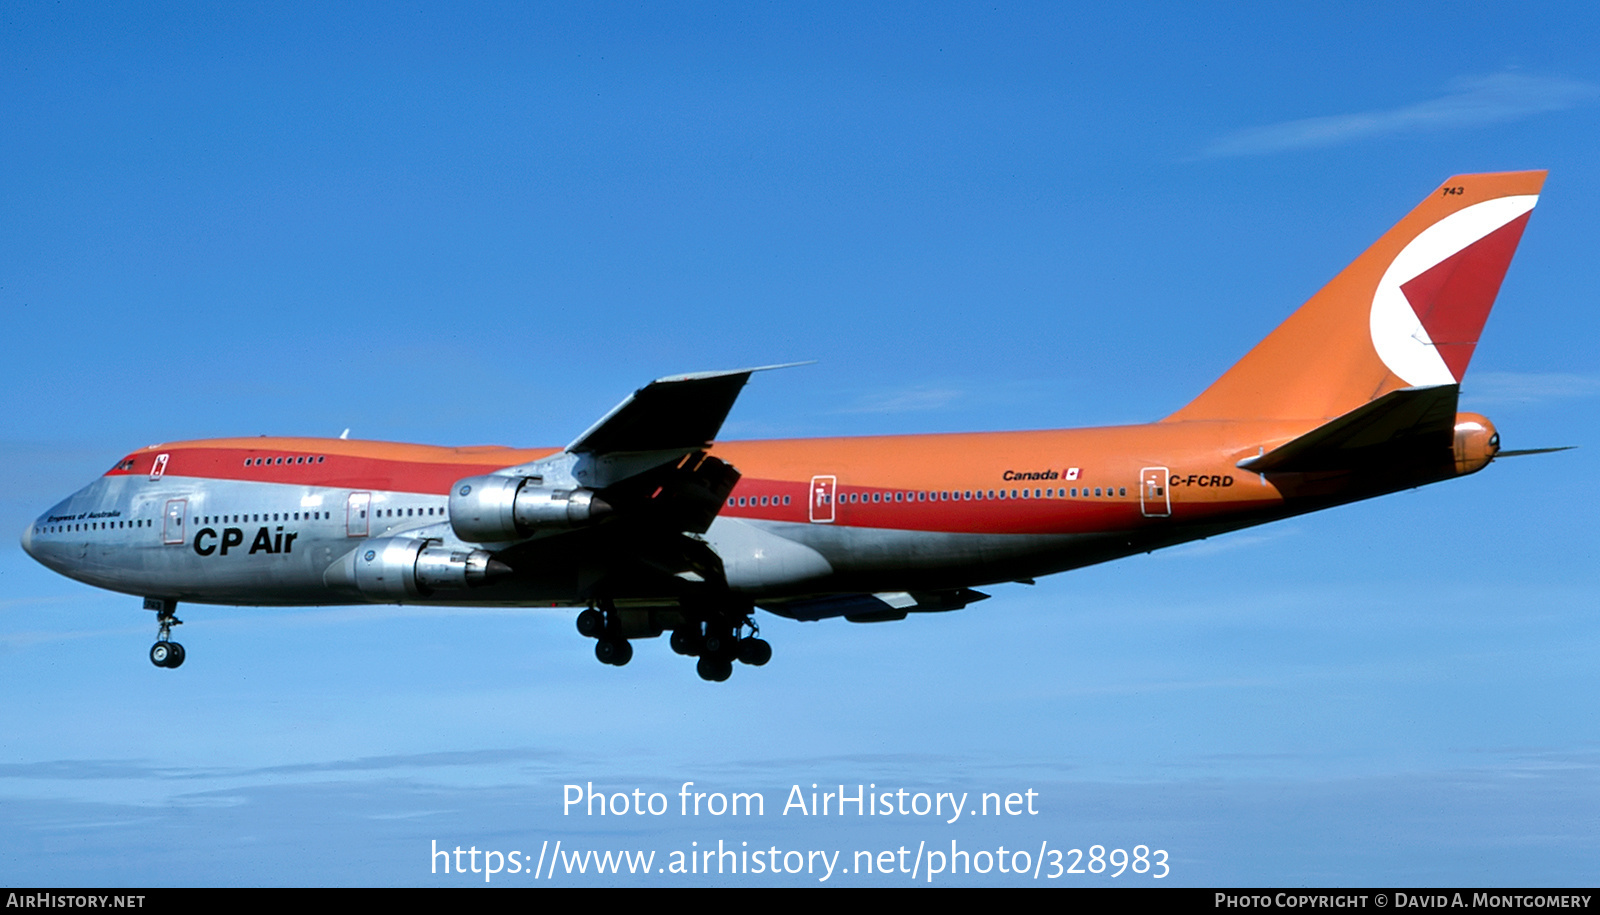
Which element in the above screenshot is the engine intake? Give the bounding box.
[349,537,510,600]
[448,475,610,543]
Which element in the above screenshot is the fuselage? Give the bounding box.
[21,416,1461,613]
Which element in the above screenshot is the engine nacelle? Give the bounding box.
[351,537,507,600]
[1453,413,1500,476]
[448,475,610,543]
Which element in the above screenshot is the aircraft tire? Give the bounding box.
[696,657,733,682]
[166,642,186,668]
[149,642,172,668]
[670,629,700,656]
[575,609,604,638]
[595,638,630,666]
[737,638,771,667]
[703,629,741,661]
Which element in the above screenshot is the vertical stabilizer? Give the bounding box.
[1166,171,1544,423]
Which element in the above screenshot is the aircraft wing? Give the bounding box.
[546,363,806,494]
[1236,384,1459,473]
[460,364,804,551]
[567,363,808,454]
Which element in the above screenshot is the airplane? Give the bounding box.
[21,170,1557,682]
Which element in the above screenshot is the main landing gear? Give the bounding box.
[144,597,185,669]
[577,602,635,667]
[574,599,772,682]
[672,617,771,683]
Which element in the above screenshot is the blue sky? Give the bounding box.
[2,2,1596,886]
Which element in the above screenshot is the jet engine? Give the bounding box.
[1453,413,1500,476]
[349,537,509,600]
[448,475,610,543]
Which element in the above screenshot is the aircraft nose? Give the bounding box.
[20,520,37,560]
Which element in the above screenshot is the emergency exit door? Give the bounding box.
[1140,467,1170,518]
[808,475,836,523]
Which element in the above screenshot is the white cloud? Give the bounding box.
[1159,527,1297,559]
[1202,73,1600,157]
[834,385,964,414]
[1463,371,1600,404]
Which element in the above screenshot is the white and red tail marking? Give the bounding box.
[1370,194,1538,386]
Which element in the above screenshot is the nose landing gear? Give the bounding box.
[144,597,185,669]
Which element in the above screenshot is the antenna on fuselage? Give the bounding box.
[339,428,350,440]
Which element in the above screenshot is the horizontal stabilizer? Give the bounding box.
[1237,385,1459,473]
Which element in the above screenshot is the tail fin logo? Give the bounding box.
[1370,194,1538,386]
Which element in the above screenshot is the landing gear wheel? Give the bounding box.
[576,608,604,638]
[670,629,701,656]
[147,598,184,668]
[595,638,632,666]
[696,656,733,682]
[736,637,771,667]
[702,628,736,660]
[149,641,184,668]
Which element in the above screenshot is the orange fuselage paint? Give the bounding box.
[110,417,1320,539]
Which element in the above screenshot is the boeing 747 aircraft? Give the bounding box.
[22,171,1553,680]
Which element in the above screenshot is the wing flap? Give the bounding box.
[600,451,742,535]
[759,588,990,622]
